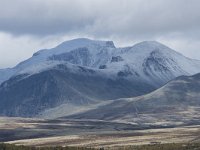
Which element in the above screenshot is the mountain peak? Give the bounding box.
[129,40,178,56]
[56,38,115,50]
[134,41,169,49]
[32,38,115,60]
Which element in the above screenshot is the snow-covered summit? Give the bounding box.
[56,38,116,49]
[33,38,115,57]
[10,38,115,74]
[106,40,200,86]
[1,38,200,87]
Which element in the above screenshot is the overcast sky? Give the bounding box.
[0,0,200,68]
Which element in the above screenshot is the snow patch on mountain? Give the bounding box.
[1,38,200,88]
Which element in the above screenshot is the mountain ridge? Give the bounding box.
[0,38,200,118]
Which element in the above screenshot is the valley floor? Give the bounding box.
[2,143,200,150]
[1,117,200,149]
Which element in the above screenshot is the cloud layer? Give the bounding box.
[0,0,200,67]
[1,0,200,38]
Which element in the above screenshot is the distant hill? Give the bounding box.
[66,73,200,126]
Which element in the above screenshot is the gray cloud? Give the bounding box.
[0,0,200,68]
[0,0,200,38]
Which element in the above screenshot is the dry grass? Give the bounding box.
[6,125,200,148]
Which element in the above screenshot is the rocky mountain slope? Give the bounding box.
[0,63,154,117]
[66,73,200,126]
[0,38,200,118]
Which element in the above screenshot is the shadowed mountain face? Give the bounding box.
[0,64,154,117]
[1,38,200,118]
[65,73,200,125]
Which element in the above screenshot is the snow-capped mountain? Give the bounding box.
[1,38,200,86]
[107,41,200,86]
[0,38,116,83]
[0,38,200,118]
